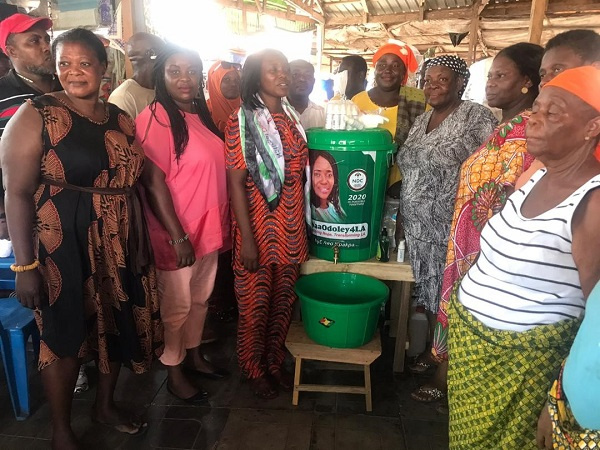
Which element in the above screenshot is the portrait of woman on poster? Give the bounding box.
[310,150,346,223]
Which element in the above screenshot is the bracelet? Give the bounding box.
[10,259,40,272]
[169,234,189,246]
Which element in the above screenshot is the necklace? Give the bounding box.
[49,94,109,125]
[15,71,36,85]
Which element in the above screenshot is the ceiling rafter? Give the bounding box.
[325,0,600,25]
[214,0,317,23]
[283,0,325,22]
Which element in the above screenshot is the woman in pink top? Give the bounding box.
[137,45,230,404]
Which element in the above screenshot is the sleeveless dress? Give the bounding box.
[31,95,162,374]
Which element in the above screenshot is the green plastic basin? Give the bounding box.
[295,272,389,348]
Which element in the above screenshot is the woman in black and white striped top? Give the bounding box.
[448,66,600,450]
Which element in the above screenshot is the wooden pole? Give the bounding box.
[467,0,481,65]
[121,0,134,78]
[528,0,549,44]
[316,23,324,74]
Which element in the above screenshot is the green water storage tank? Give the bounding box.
[307,128,395,262]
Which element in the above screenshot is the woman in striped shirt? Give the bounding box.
[448,66,600,449]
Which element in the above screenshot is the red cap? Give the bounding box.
[0,14,52,54]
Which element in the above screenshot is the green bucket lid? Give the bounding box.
[307,128,396,152]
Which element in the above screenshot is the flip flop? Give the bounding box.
[408,361,435,374]
[92,412,148,436]
[410,385,446,403]
[270,369,294,392]
[250,376,278,399]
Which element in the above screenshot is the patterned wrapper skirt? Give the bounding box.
[447,287,580,449]
[548,367,600,449]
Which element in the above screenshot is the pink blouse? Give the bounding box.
[136,103,230,271]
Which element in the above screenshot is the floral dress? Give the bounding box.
[432,111,534,361]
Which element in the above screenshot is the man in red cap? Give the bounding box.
[0,13,58,138]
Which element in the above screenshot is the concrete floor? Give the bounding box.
[0,322,449,450]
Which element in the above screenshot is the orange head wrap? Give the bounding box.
[544,66,600,160]
[372,43,418,85]
[207,60,241,132]
[544,66,600,113]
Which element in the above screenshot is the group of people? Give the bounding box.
[0,9,600,450]
[0,13,312,449]
[391,31,600,449]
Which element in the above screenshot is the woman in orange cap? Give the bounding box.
[352,43,426,168]
[207,60,241,133]
[448,65,600,449]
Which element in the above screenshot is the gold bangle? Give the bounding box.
[10,259,40,272]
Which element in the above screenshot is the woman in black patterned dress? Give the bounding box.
[0,28,161,449]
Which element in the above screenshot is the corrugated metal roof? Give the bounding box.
[324,0,477,16]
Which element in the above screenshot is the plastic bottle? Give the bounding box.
[396,239,405,263]
[407,306,428,357]
[377,227,390,262]
[388,227,396,252]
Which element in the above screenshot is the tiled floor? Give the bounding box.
[0,322,448,449]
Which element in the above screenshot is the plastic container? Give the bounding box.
[307,128,395,263]
[407,306,428,357]
[295,272,389,348]
[396,239,405,262]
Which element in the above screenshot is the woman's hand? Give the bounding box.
[241,236,259,272]
[16,270,47,309]
[536,403,553,449]
[174,240,195,268]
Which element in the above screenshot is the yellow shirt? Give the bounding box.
[351,90,398,139]
[352,86,427,185]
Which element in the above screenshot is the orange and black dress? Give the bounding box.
[31,95,162,374]
[225,111,308,380]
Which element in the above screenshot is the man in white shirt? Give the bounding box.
[288,59,325,130]
[108,32,164,118]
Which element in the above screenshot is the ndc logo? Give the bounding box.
[319,317,335,328]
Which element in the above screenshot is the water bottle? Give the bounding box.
[376,227,390,262]
[407,306,428,357]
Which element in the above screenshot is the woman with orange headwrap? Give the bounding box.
[448,66,600,449]
[207,60,241,132]
[352,43,426,185]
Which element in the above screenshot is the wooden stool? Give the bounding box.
[285,322,382,412]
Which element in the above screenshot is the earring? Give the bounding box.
[521,86,529,94]
[585,136,591,141]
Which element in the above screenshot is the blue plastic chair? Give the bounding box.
[0,256,40,420]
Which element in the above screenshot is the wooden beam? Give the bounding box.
[214,0,316,23]
[528,0,549,43]
[316,23,324,74]
[468,0,481,65]
[381,23,395,39]
[241,0,248,34]
[313,0,324,14]
[361,0,370,14]
[418,0,425,21]
[121,0,134,78]
[254,0,263,14]
[284,0,325,23]
[477,28,490,57]
[327,0,361,5]
[326,0,600,25]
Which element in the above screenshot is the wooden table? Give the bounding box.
[300,255,415,372]
[285,322,382,411]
